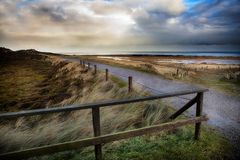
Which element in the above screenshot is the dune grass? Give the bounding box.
[110,76,127,88]
[0,59,51,111]
[0,55,235,160]
[0,57,170,153]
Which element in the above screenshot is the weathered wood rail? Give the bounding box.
[0,88,208,160]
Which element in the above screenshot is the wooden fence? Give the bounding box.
[0,88,208,160]
[80,60,134,93]
[0,60,208,159]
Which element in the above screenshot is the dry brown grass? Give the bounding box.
[0,55,170,153]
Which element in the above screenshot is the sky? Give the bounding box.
[0,0,240,53]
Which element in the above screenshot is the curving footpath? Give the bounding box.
[65,58,240,147]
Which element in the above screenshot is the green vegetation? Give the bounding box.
[110,76,127,88]
[103,126,232,160]
[173,72,240,96]
[30,125,233,160]
[198,74,240,95]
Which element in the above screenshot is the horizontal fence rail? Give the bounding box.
[0,116,208,160]
[0,89,207,119]
[0,69,208,160]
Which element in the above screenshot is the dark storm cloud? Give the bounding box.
[181,0,240,41]
[31,5,66,22]
[182,0,240,28]
[133,0,240,46]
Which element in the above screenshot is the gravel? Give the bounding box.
[66,58,240,146]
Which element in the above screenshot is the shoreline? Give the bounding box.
[96,55,240,65]
[73,54,240,60]
[70,53,240,58]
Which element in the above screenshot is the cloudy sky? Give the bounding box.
[0,0,240,53]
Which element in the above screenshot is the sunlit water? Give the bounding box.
[157,59,240,65]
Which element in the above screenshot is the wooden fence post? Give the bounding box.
[88,63,90,70]
[105,69,108,81]
[83,61,85,68]
[128,76,132,93]
[194,92,203,140]
[94,65,97,74]
[92,107,102,160]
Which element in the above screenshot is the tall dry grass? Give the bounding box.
[0,56,171,153]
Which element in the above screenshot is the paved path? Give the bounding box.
[66,58,240,144]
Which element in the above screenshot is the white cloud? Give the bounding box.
[121,0,186,15]
[0,0,239,52]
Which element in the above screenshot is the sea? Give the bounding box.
[126,52,240,57]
